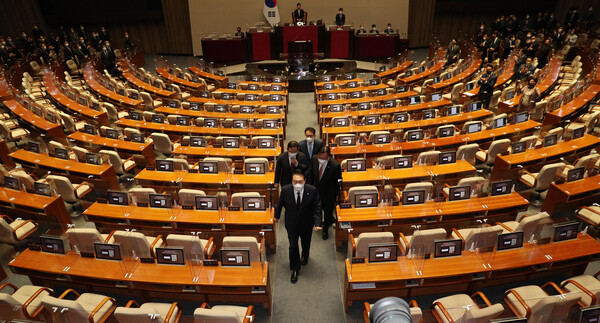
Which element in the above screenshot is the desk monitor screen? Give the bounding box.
[195,195,218,210]
[130,132,144,143]
[156,159,174,172]
[227,82,237,89]
[177,116,190,126]
[257,137,274,148]
[493,117,507,129]
[105,128,119,139]
[497,231,524,251]
[383,100,396,108]
[248,84,259,91]
[83,124,96,135]
[322,75,332,82]
[396,85,407,93]
[419,65,426,73]
[465,82,475,91]
[152,114,165,124]
[46,112,58,124]
[338,135,356,146]
[573,127,585,139]
[91,102,101,111]
[164,83,174,91]
[267,106,280,114]
[250,75,260,82]
[34,182,52,197]
[567,166,585,183]
[108,190,128,206]
[355,192,379,208]
[325,93,338,100]
[240,106,253,113]
[27,141,40,153]
[393,113,409,123]
[40,235,66,255]
[505,89,516,101]
[347,81,358,88]
[263,120,278,129]
[204,118,218,128]
[369,78,381,86]
[245,162,266,174]
[86,153,101,165]
[543,134,558,147]
[245,94,257,101]
[129,111,142,121]
[94,243,122,261]
[467,123,482,134]
[272,84,283,91]
[232,120,247,129]
[368,244,398,263]
[323,83,334,90]
[116,88,126,96]
[156,247,185,265]
[422,109,435,120]
[198,161,218,174]
[409,96,421,105]
[4,176,20,191]
[167,99,179,108]
[448,185,471,201]
[447,106,461,116]
[149,193,172,209]
[512,141,526,154]
[372,132,390,144]
[329,104,343,112]
[375,89,386,96]
[431,93,442,102]
[198,91,210,98]
[491,180,512,196]
[434,239,463,258]
[333,118,349,127]
[189,102,201,111]
[347,159,367,172]
[129,92,139,100]
[433,76,440,84]
[394,156,413,169]
[402,190,425,205]
[380,65,387,72]
[345,73,354,80]
[216,70,224,77]
[406,129,424,142]
[350,91,362,99]
[469,102,482,112]
[54,147,69,160]
[439,127,455,138]
[580,305,600,323]
[189,136,206,147]
[364,115,379,125]
[242,196,267,211]
[220,248,251,266]
[553,221,579,242]
[223,137,240,148]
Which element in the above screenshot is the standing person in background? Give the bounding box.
[299,127,322,162]
[446,39,460,65]
[478,64,497,109]
[292,3,305,25]
[274,141,309,188]
[308,146,341,240]
[335,8,345,27]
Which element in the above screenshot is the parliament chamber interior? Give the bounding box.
[1,0,600,322]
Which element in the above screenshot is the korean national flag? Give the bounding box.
[263,0,280,27]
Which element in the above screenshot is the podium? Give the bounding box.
[276,25,325,54]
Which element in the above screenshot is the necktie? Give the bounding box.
[319,163,325,181]
[290,159,295,172]
[308,143,313,158]
[296,191,301,208]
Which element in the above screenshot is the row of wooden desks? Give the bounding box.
[315,78,364,88]
[543,83,600,125]
[155,67,205,92]
[0,186,70,231]
[121,70,176,99]
[426,57,482,93]
[459,56,516,103]
[67,131,156,166]
[491,134,600,182]
[330,120,540,158]
[542,175,600,215]
[217,87,288,97]
[42,70,109,125]
[188,96,287,109]
[174,145,281,161]
[398,61,446,85]
[83,64,144,109]
[374,60,413,79]
[317,90,417,109]
[343,233,600,310]
[189,66,229,86]
[316,83,388,95]
[335,192,529,249]
[9,149,119,191]
[3,99,64,138]
[9,249,272,313]
[153,106,286,121]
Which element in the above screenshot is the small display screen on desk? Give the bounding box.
[149,194,172,209]
[129,111,142,121]
[447,106,460,116]
[579,306,600,323]
[491,180,512,196]
[86,153,101,165]
[245,94,258,101]
[465,82,475,91]
[245,163,266,174]
[220,248,250,266]
[573,127,585,139]
[497,231,524,251]
[422,109,435,120]
[189,102,201,111]
[152,114,165,124]
[270,94,282,101]
[543,134,558,147]
[394,156,413,169]
[396,85,407,93]
[27,141,40,153]
[108,190,129,206]
[368,244,398,263]
[168,99,179,108]
[430,93,442,102]
[272,84,283,91]
[393,113,409,123]
[493,117,507,129]
[357,103,370,111]
[195,195,218,210]
[346,159,366,172]
[40,235,66,255]
[177,116,190,126]
[347,81,358,88]
[34,182,52,196]
[553,221,579,242]
[439,151,456,165]
[364,115,380,125]
[54,147,70,160]
[267,106,280,114]
[189,136,206,147]
[369,78,381,86]
[263,120,278,129]
[105,128,119,139]
[408,96,421,105]
[402,190,425,205]
[204,118,218,128]
[156,160,174,172]
[406,130,424,142]
[83,124,96,135]
[372,133,390,144]
[156,247,185,265]
[233,120,248,129]
[567,166,585,182]
[434,239,462,258]
[355,193,378,208]
[350,91,362,99]
[227,82,237,89]
[438,126,454,138]
[257,138,274,148]
[468,102,482,112]
[243,196,267,211]
[323,83,334,90]
[94,243,122,261]
[130,133,145,143]
[511,141,526,154]
[448,185,470,201]
[383,99,396,108]
[467,123,482,134]
[512,112,529,124]
[337,135,356,147]
[198,161,218,174]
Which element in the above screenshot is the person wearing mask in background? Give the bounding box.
[292,3,306,25]
[275,170,322,283]
[356,24,367,35]
[274,141,309,188]
[308,146,341,240]
[517,57,535,81]
[516,77,540,114]
[124,32,135,50]
[536,38,551,68]
[446,39,460,65]
[235,27,244,38]
[369,24,379,34]
[384,23,395,34]
[478,64,497,109]
[335,8,345,27]
[487,33,500,63]
[299,127,322,162]
[502,34,516,60]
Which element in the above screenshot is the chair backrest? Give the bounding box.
[484,139,511,164]
[375,154,404,168]
[222,236,262,262]
[456,176,487,197]
[456,143,479,165]
[102,102,119,121]
[529,293,581,323]
[99,150,125,174]
[231,192,260,207]
[404,182,434,200]
[533,162,565,190]
[129,187,157,205]
[450,83,464,101]
[468,303,505,322]
[139,92,154,109]
[178,189,206,206]
[348,186,378,206]
[0,218,17,244]
[151,133,173,154]
[516,212,551,239]
[416,151,440,165]
[42,295,89,323]
[59,113,77,133]
[355,232,395,258]
[519,135,539,149]
[166,234,208,261]
[46,175,77,202]
[244,158,269,171]
[165,158,190,171]
[585,111,600,132]
[462,121,483,133]
[203,157,232,172]
[574,153,600,171]
[463,225,503,250]
[71,146,89,162]
[112,231,154,258]
[489,90,502,110]
[546,126,564,140]
[65,227,107,254]
[408,228,447,255]
[193,307,244,323]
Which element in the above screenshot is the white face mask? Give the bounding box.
[318,158,328,165]
[289,152,297,158]
[306,137,314,143]
[293,183,304,191]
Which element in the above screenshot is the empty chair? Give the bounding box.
[504,283,581,322]
[151,133,178,155]
[45,175,92,203]
[443,176,487,197]
[349,232,395,258]
[0,284,53,321]
[29,61,42,75]
[65,227,114,254]
[42,290,116,323]
[231,192,261,207]
[399,228,447,256]
[114,300,182,323]
[59,112,86,133]
[368,131,391,143]
[519,162,565,206]
[456,143,479,165]
[347,186,378,205]
[0,121,29,141]
[375,154,405,168]
[561,153,599,178]
[244,157,270,172]
[9,168,36,191]
[462,120,483,134]
[203,157,232,172]
[475,139,511,166]
[0,215,38,244]
[363,299,422,323]
[496,212,552,240]
[178,189,206,206]
[111,230,165,258]
[165,158,191,171]
[193,303,254,323]
[450,224,504,251]
[443,83,464,104]
[140,91,163,110]
[488,90,502,111]
[103,102,128,121]
[72,146,89,162]
[576,205,600,227]
[561,274,600,307]
[171,84,191,100]
[100,150,136,175]
[129,187,157,205]
[166,234,214,261]
[403,182,434,201]
[433,291,504,323]
[416,151,440,166]
[222,236,263,263]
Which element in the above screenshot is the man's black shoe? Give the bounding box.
[301,256,308,266]
[291,270,299,283]
[322,230,329,240]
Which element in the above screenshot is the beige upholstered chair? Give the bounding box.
[561,153,599,178]
[42,290,117,323]
[519,162,565,206]
[65,227,114,254]
[114,300,181,323]
[222,236,263,263]
[178,189,206,206]
[151,133,179,155]
[416,151,440,166]
[433,292,504,323]
[475,139,511,166]
[504,283,581,322]
[230,192,261,207]
[399,228,447,256]
[349,232,395,258]
[561,274,600,307]
[128,187,156,205]
[347,186,378,205]
[0,284,53,321]
[450,225,503,251]
[443,83,464,104]
[576,205,600,227]
[375,154,405,168]
[443,176,487,197]
[496,212,552,240]
[193,303,254,323]
[140,91,163,110]
[203,157,232,172]
[44,175,92,203]
[166,234,214,261]
[0,215,37,244]
[111,230,165,258]
[456,143,479,165]
[165,158,191,171]
[99,150,136,175]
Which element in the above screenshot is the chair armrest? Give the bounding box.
[409,299,419,308]
[495,222,513,232]
[165,302,182,323]
[122,156,136,171]
[432,301,454,322]
[363,302,371,323]
[105,230,116,242]
[242,305,255,323]
[12,219,38,241]
[200,302,211,309]
[542,281,566,295]
[58,289,80,299]
[89,296,116,323]
[22,286,54,319]
[73,181,93,199]
[451,228,466,245]
[0,214,13,222]
[562,279,596,306]
[150,235,164,256]
[504,289,531,318]
[204,237,215,259]
[343,191,348,202]
[472,291,493,307]
[0,283,18,293]
[125,300,140,308]
[399,233,409,255]
[579,206,600,216]
[349,233,357,256]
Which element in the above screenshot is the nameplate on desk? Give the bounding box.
[233,170,243,174]
[96,198,107,204]
[261,225,273,231]
[181,143,189,147]
[146,167,155,171]
[27,244,41,251]
[140,257,155,264]
[182,205,194,210]
[365,142,373,145]
[252,287,266,293]
[329,143,338,147]
[228,206,240,211]
[137,203,148,207]
[352,283,376,289]
[339,203,352,209]
[80,251,94,258]
[377,221,390,227]
[213,144,222,148]
[351,257,365,264]
[204,259,218,266]
[211,225,223,231]
[188,169,199,173]
[405,279,419,287]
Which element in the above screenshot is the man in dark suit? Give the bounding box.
[487,33,500,63]
[298,127,322,162]
[335,8,345,27]
[516,57,535,81]
[308,146,341,240]
[478,64,497,109]
[275,170,322,283]
[274,141,309,188]
[292,3,305,25]
[446,39,460,65]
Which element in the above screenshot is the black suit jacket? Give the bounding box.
[335,13,345,26]
[274,151,309,186]
[298,139,323,161]
[307,156,342,203]
[275,184,322,231]
[478,72,497,96]
[293,9,305,22]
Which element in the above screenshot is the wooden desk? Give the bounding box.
[335,192,529,249]
[189,66,229,87]
[153,106,286,121]
[0,186,70,231]
[174,145,281,161]
[374,60,413,79]
[67,131,156,166]
[330,120,541,159]
[115,118,284,138]
[9,249,272,313]
[460,57,516,103]
[218,88,288,97]
[426,57,482,93]
[9,149,119,191]
[543,83,600,126]
[43,70,109,125]
[542,175,600,215]
[240,81,289,88]
[343,233,600,310]
[316,83,388,95]
[120,66,176,99]
[83,64,143,109]
[492,134,600,182]
[397,61,446,85]
[0,139,15,168]
[3,100,64,138]
[188,97,287,108]
[315,78,363,88]
[156,67,205,92]
[317,91,417,109]
[83,202,276,250]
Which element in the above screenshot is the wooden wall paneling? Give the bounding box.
[408,0,436,48]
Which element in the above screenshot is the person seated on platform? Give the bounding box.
[235,26,245,38]
[369,24,379,34]
[335,8,345,27]
[446,39,460,65]
[384,23,395,34]
[356,24,367,35]
[516,77,540,113]
[292,3,306,25]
